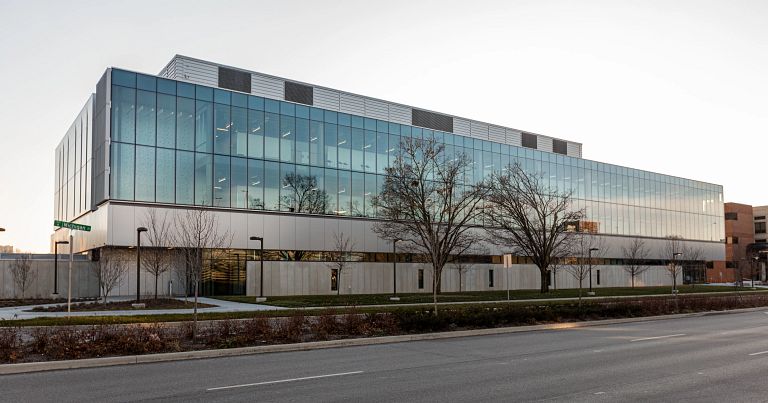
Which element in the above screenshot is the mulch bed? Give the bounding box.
[0,299,92,308]
[31,298,216,312]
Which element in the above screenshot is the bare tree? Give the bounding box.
[565,232,607,306]
[621,238,650,288]
[280,173,329,214]
[141,209,173,299]
[373,138,490,314]
[173,209,231,338]
[485,163,583,293]
[685,246,705,288]
[454,261,474,293]
[171,248,192,302]
[91,250,127,306]
[10,254,35,299]
[326,232,356,295]
[664,236,685,292]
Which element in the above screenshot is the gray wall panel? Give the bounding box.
[567,142,582,158]
[453,118,471,136]
[388,104,411,126]
[470,122,489,140]
[506,129,522,147]
[313,87,340,111]
[339,93,365,116]
[538,136,554,153]
[489,125,506,143]
[251,74,283,100]
[364,98,388,120]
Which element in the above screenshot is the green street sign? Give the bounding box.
[54,220,91,232]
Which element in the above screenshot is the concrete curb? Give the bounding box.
[2,305,766,375]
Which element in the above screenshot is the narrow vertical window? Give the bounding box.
[489,269,495,288]
[418,269,424,290]
[331,269,339,291]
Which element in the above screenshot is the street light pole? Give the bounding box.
[67,233,73,314]
[391,239,400,301]
[250,236,264,300]
[136,227,148,301]
[54,240,69,295]
[588,247,599,295]
[672,252,683,292]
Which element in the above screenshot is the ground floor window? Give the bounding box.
[489,269,494,288]
[418,269,424,289]
[331,269,339,291]
[597,269,601,285]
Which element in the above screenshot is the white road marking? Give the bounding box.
[748,350,768,356]
[207,371,364,391]
[630,334,686,342]
[594,391,605,395]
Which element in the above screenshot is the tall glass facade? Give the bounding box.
[108,69,724,242]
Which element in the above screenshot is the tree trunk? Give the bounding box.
[539,269,549,293]
[578,278,583,308]
[433,265,440,315]
[154,274,159,300]
[193,280,199,340]
[631,275,635,288]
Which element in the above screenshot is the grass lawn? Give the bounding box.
[30,298,217,312]
[214,285,760,308]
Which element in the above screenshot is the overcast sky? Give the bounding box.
[0,0,766,252]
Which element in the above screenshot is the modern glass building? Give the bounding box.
[53,55,725,297]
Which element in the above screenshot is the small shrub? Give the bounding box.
[274,314,306,343]
[0,327,24,363]
[311,311,341,340]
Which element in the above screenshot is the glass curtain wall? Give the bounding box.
[109,69,724,242]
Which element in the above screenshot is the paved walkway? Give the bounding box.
[0,297,280,321]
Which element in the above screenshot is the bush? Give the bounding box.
[0,327,24,363]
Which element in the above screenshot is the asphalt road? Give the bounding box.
[4,310,768,402]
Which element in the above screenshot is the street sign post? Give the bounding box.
[54,220,91,232]
[54,220,89,315]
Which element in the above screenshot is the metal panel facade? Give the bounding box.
[251,73,283,99]
[313,87,340,110]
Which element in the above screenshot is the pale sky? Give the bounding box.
[0,0,766,252]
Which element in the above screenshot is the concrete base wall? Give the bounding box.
[0,257,98,299]
[244,261,678,296]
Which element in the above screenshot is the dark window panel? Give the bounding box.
[218,66,252,93]
[284,82,313,105]
[411,109,453,133]
[522,132,537,149]
[553,139,567,155]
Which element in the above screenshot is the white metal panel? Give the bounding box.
[364,98,388,120]
[176,58,217,87]
[388,104,411,125]
[538,136,553,153]
[252,73,283,100]
[470,122,489,140]
[313,87,340,111]
[454,118,471,136]
[567,142,582,158]
[489,125,506,143]
[506,129,522,147]
[339,93,365,115]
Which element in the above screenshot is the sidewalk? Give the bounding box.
[0,297,280,320]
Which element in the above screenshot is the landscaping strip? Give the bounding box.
[2,305,768,375]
